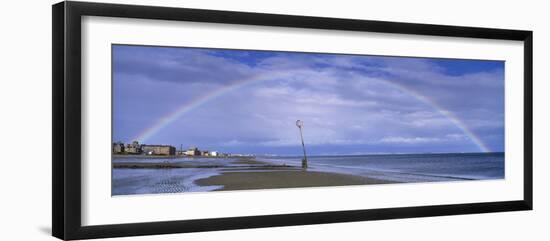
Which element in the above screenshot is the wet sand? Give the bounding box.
[195,169,394,191]
[113,156,396,192]
[232,158,269,165]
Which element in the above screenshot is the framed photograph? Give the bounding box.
[52,1,532,240]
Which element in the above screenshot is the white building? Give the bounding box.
[210,151,219,157]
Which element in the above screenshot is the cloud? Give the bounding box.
[113,45,255,85]
[380,136,442,144]
[113,45,505,154]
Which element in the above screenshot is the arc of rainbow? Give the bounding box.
[132,73,268,142]
[132,72,491,153]
[379,79,491,152]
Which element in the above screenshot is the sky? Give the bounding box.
[112,45,504,155]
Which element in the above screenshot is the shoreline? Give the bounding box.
[113,155,397,192]
[111,153,502,195]
[111,156,290,169]
[112,154,255,159]
[112,162,294,169]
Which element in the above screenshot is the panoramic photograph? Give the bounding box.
[111,44,505,196]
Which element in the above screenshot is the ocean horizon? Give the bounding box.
[258,152,504,182]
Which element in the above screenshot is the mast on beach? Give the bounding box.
[296,120,308,169]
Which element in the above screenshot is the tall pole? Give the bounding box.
[296,120,308,169]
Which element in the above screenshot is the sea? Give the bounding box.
[112,152,504,195]
[259,152,504,182]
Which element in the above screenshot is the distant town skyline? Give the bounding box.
[112,45,504,155]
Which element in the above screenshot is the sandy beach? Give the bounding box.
[112,156,395,194]
[112,153,504,195]
[194,158,394,191]
[112,153,502,195]
[195,170,393,191]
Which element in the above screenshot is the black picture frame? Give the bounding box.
[52,1,533,240]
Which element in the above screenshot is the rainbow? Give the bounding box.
[132,73,267,142]
[132,73,491,152]
[380,80,491,152]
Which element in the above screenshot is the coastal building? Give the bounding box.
[185,147,200,156]
[142,145,176,156]
[210,151,219,157]
[201,150,210,156]
[112,142,125,154]
[125,141,142,154]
